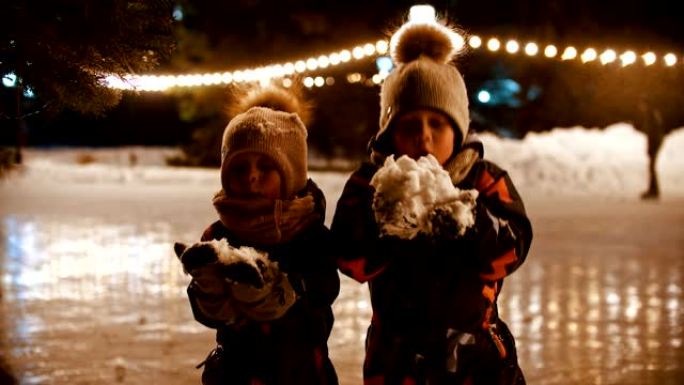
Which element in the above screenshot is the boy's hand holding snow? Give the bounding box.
[370,155,478,240]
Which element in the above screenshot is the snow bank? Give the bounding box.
[4,124,683,199]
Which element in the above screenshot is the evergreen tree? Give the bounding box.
[0,0,175,162]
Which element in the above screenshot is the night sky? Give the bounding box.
[5,0,684,149]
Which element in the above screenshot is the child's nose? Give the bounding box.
[246,166,260,186]
[417,125,433,149]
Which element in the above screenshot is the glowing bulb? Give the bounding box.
[664,53,677,66]
[505,40,519,54]
[306,58,318,70]
[347,73,362,83]
[581,48,597,63]
[620,51,637,66]
[314,76,325,87]
[487,38,500,52]
[283,62,295,75]
[282,78,292,88]
[376,56,394,73]
[317,55,329,68]
[376,40,389,54]
[469,35,482,49]
[372,74,383,84]
[524,42,539,56]
[409,4,436,24]
[2,73,17,87]
[303,77,314,88]
[642,52,656,66]
[544,45,557,58]
[339,50,352,62]
[294,61,306,73]
[328,53,340,65]
[352,46,365,59]
[599,49,617,64]
[478,90,491,103]
[562,46,577,60]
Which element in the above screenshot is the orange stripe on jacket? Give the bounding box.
[480,248,518,281]
[338,257,387,283]
[476,170,513,204]
[482,281,497,303]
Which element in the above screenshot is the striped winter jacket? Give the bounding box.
[188,181,340,385]
[331,159,533,385]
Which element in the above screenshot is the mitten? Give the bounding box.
[174,241,227,296]
[233,271,297,321]
[222,259,267,289]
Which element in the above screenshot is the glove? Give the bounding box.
[222,259,266,289]
[232,272,297,321]
[174,241,227,296]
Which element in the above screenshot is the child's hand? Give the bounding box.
[233,272,297,321]
[222,259,266,288]
[174,241,218,272]
[190,262,230,296]
[174,241,227,295]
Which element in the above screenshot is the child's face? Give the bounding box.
[391,109,455,165]
[226,152,282,199]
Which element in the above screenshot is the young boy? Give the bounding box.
[331,21,533,385]
[180,86,340,385]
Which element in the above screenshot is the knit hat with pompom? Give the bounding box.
[374,20,470,153]
[221,86,310,198]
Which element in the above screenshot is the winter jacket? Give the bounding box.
[331,159,533,385]
[188,180,340,385]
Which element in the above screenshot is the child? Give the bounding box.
[179,86,340,385]
[331,20,533,385]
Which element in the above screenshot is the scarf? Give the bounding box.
[212,190,320,246]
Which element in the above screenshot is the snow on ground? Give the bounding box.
[11,124,684,201]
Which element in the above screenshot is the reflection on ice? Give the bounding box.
[2,216,184,302]
[0,198,682,385]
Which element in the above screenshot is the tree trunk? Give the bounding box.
[12,77,25,164]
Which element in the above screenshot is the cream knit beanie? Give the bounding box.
[374,21,470,153]
[221,87,309,198]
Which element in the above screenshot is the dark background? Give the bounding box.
[3,0,684,162]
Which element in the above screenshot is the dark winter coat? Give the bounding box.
[331,159,533,385]
[188,180,340,385]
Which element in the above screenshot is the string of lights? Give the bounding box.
[102,5,683,92]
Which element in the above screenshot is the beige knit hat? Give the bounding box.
[374,21,470,153]
[221,87,309,198]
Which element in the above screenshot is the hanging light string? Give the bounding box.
[103,6,682,92]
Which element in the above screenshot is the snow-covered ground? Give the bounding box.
[1,125,683,385]
[13,123,684,200]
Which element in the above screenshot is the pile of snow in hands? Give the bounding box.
[370,155,478,240]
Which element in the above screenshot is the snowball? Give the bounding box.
[370,154,478,239]
[213,238,274,275]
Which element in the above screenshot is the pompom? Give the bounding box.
[227,84,312,125]
[390,22,465,65]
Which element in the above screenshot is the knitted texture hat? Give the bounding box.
[375,22,469,152]
[221,87,309,198]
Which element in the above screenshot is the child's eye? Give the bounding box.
[257,159,277,172]
[231,162,249,176]
[429,117,449,129]
[397,120,422,135]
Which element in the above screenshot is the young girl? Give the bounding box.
[331,20,533,385]
[181,86,339,385]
